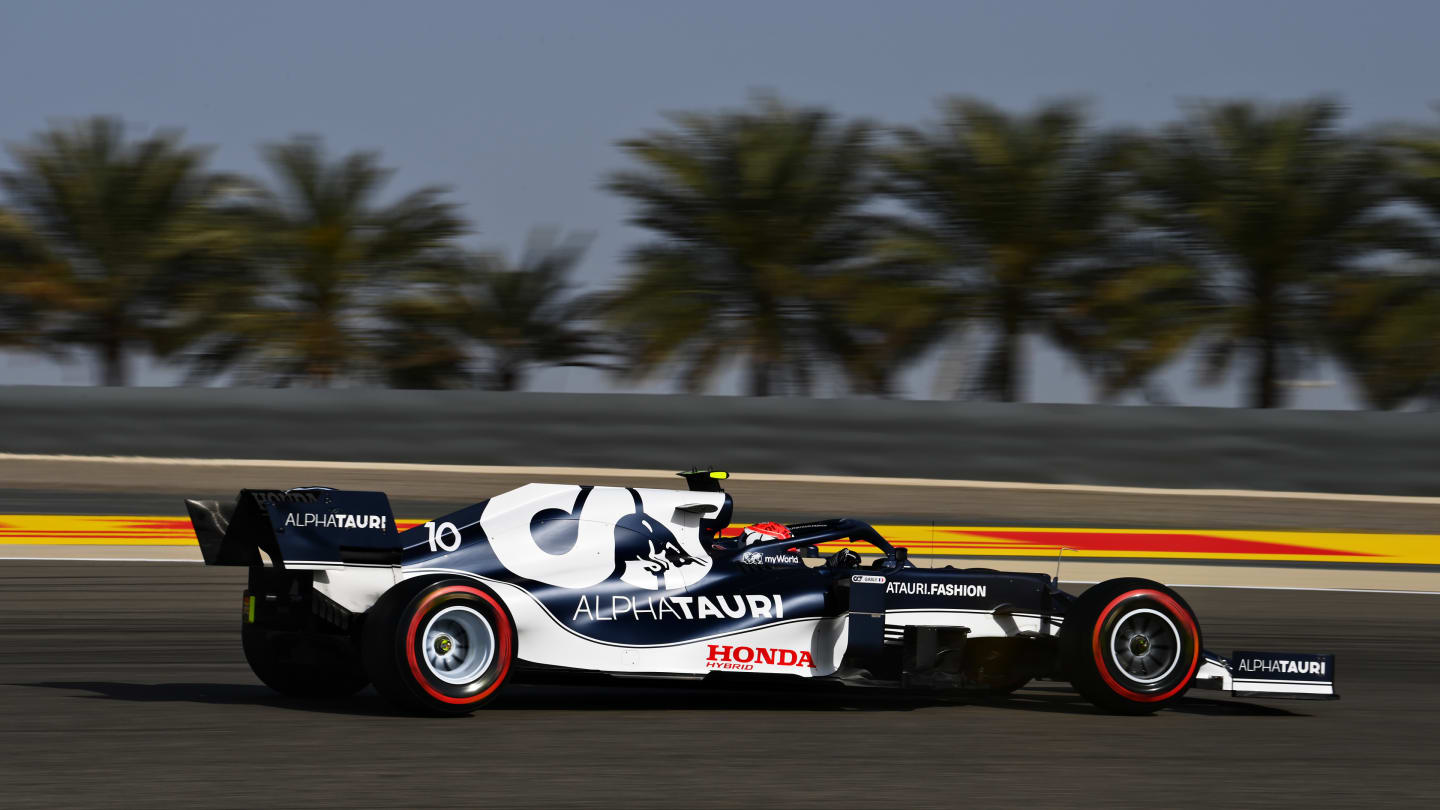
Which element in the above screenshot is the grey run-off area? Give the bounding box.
[3,386,1440,495]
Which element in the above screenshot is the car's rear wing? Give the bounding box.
[185,488,401,569]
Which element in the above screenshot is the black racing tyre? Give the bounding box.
[362,577,515,716]
[1059,578,1202,715]
[241,624,369,698]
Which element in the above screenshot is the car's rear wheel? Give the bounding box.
[241,624,369,698]
[362,577,515,716]
[1059,577,1201,714]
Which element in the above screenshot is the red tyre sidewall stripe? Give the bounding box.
[405,585,513,705]
[1091,589,1199,703]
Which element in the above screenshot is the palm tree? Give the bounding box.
[377,230,609,390]
[0,209,52,355]
[1133,100,1413,408]
[1327,272,1440,408]
[1049,260,1212,403]
[1322,123,1440,409]
[603,94,882,396]
[880,99,1142,402]
[0,118,233,385]
[1391,119,1440,219]
[181,136,467,386]
[810,261,957,396]
[370,277,472,389]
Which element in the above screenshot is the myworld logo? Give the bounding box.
[742,550,800,566]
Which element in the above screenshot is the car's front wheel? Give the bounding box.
[1059,577,1201,714]
[362,577,515,716]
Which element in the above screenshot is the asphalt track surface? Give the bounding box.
[2,561,1437,809]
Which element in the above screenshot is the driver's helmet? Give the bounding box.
[740,521,792,546]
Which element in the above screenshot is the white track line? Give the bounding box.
[3,453,1437,505]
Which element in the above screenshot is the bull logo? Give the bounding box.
[482,484,712,591]
[613,489,708,591]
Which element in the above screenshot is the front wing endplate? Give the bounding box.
[1192,649,1338,700]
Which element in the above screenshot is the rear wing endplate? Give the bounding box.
[185,488,400,569]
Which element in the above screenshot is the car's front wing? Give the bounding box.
[1193,649,1337,700]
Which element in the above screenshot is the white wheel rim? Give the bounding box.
[422,605,496,685]
[1108,607,1181,685]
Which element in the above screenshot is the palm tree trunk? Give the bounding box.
[99,313,127,387]
[496,364,523,392]
[1250,280,1280,409]
[1251,333,1279,408]
[997,299,1023,403]
[748,360,771,397]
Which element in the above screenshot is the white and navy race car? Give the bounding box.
[186,471,1337,715]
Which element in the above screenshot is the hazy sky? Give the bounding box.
[3,1,1437,406]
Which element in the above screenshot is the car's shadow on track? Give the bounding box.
[17,681,402,717]
[16,680,1300,718]
[14,680,936,715]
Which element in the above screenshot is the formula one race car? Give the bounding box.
[185,471,1337,715]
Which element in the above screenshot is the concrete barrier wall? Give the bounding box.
[1,386,1436,495]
